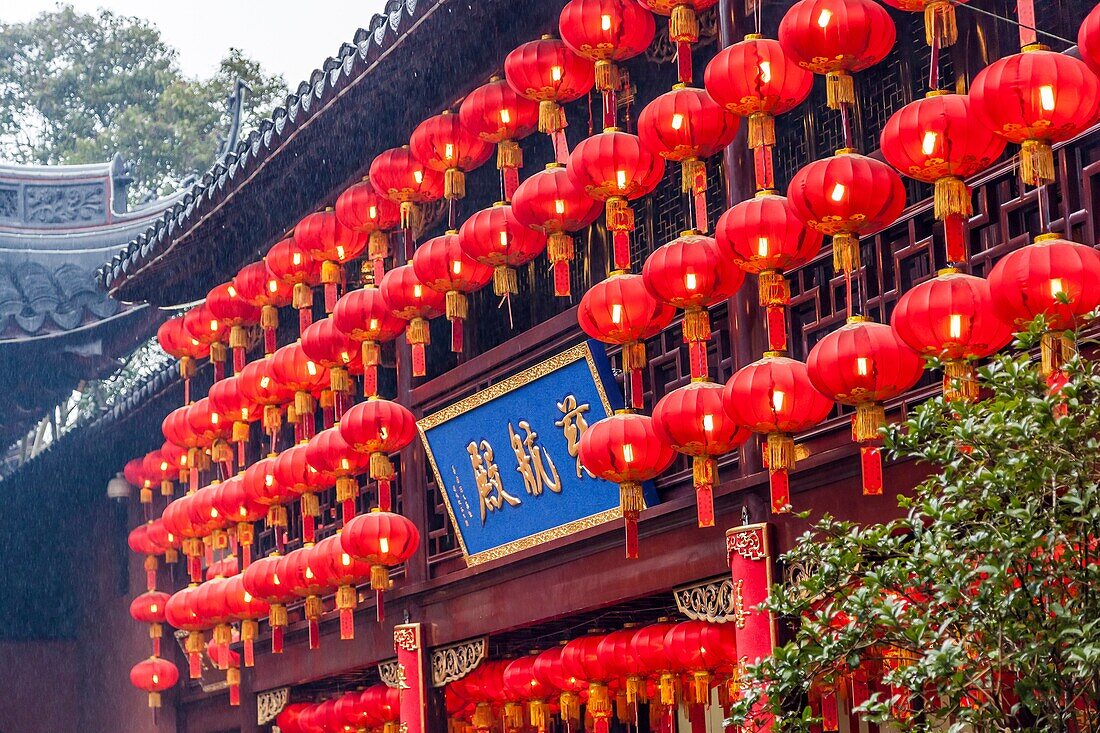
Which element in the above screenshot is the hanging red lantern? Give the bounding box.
[206,281,261,374]
[596,624,648,703]
[124,457,151,505]
[266,235,323,333]
[640,0,718,82]
[559,0,656,127]
[128,522,167,591]
[628,619,680,706]
[238,355,294,446]
[379,263,445,378]
[531,646,588,725]
[807,318,924,495]
[164,584,206,678]
[276,703,312,733]
[306,427,370,527]
[187,397,233,472]
[162,405,205,493]
[715,191,823,352]
[339,397,418,514]
[637,85,739,232]
[271,342,328,441]
[208,375,261,468]
[503,654,556,733]
[184,302,231,381]
[361,686,402,732]
[341,509,420,622]
[204,632,243,706]
[787,149,906,275]
[880,0,967,47]
[643,231,743,379]
[315,532,376,640]
[302,317,361,424]
[130,590,171,657]
[130,656,179,709]
[512,162,602,297]
[334,690,370,733]
[578,272,675,409]
[459,76,541,200]
[988,234,1100,378]
[412,230,494,352]
[653,380,751,526]
[778,0,895,109]
[723,353,834,512]
[664,620,738,705]
[213,473,266,569]
[1079,3,1100,77]
[561,633,616,733]
[369,146,445,259]
[222,570,269,668]
[969,46,1099,187]
[458,201,548,300]
[162,494,207,584]
[272,443,335,544]
[157,316,210,403]
[235,260,293,356]
[411,111,495,204]
[160,441,189,487]
[891,269,1013,402]
[336,177,401,281]
[505,36,596,161]
[881,92,1006,264]
[284,544,332,650]
[578,411,675,558]
[241,552,295,653]
[141,449,175,500]
[295,209,369,313]
[704,35,812,169]
[332,285,406,398]
[569,129,665,271]
[146,518,180,566]
[242,455,295,553]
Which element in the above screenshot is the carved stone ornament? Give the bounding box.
[378,658,403,689]
[430,637,488,688]
[673,576,741,624]
[257,687,290,725]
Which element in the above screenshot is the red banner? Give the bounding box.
[726,523,776,733]
[394,623,428,733]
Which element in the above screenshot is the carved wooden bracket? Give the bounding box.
[257,687,289,725]
[378,658,403,689]
[430,636,488,688]
[673,575,740,624]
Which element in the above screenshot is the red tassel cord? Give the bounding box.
[553,260,571,297]
[298,306,312,333]
[263,326,277,355]
[770,468,791,514]
[860,444,884,496]
[340,608,354,640]
[412,343,427,377]
[451,318,463,353]
[378,479,392,512]
[612,229,631,271]
[944,213,967,265]
[376,589,385,623]
[271,625,284,654]
[754,146,776,192]
[677,41,693,84]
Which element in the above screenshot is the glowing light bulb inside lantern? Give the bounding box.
[817,8,833,27]
[243,591,252,603]
[340,458,350,471]
[160,460,169,472]
[342,553,351,567]
[444,143,455,162]
[1039,85,1056,112]
[369,318,379,330]
[616,170,628,191]
[772,390,785,412]
[671,113,684,131]
[239,508,247,518]
[209,319,220,333]
[759,61,772,84]
[292,253,302,266]
[703,414,715,432]
[152,674,160,685]
[380,427,389,440]
[265,474,275,487]
[414,284,423,298]
[242,407,249,420]
[622,443,635,463]
[554,198,566,215]
[601,13,612,30]
[268,280,278,293]
[380,537,390,553]
[611,303,623,324]
[452,260,462,275]
[921,130,938,156]
[949,314,963,340]
[260,376,271,389]
[413,170,424,185]
[856,357,870,376]
[339,350,351,364]
[551,66,563,82]
[211,413,220,425]
[1050,278,1065,298]
[150,603,159,613]
[190,338,200,348]
[336,245,346,260]
[756,237,770,257]
[830,183,846,202]
[227,285,238,298]
[500,109,511,124]
[273,573,281,586]
[305,566,314,580]
[211,508,219,518]
[369,205,378,219]
[498,231,509,249]
[306,360,318,376]
[685,272,698,291]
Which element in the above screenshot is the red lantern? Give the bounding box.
[628,619,680,706]
[336,177,401,281]
[988,234,1100,377]
[723,353,834,512]
[276,703,313,733]
[970,46,1099,186]
[130,656,179,709]
[302,317,361,423]
[1079,3,1100,77]
[241,552,295,653]
[206,281,261,374]
[787,149,906,275]
[124,457,150,504]
[640,0,718,82]
[160,441,189,486]
[596,624,648,702]
[568,129,665,271]
[664,620,738,705]
[314,532,375,640]
[806,318,924,495]
[213,473,266,569]
[459,76,540,200]
[881,92,1006,263]
[361,686,401,730]
[379,263,445,378]
[653,380,751,526]
[130,590,171,656]
[238,355,294,443]
[188,397,232,474]
[458,202,548,299]
[503,654,556,733]
[284,544,332,649]
[715,191,823,351]
[235,260,293,356]
[295,209,369,313]
[306,427,369,527]
[504,36,596,160]
[412,231,494,352]
[141,449,174,500]
[183,302,230,380]
[242,455,295,552]
[332,285,406,397]
[221,572,269,667]
[164,584,206,678]
[579,411,675,558]
[643,231,743,378]
[411,111,494,203]
[334,690,370,733]
[778,0,896,109]
[512,162,602,297]
[208,375,261,467]
[271,342,328,441]
[339,397,418,513]
[562,633,617,732]
[637,85,739,231]
[163,496,206,584]
[704,35,812,165]
[341,510,420,622]
[157,316,209,402]
[129,522,168,591]
[272,443,334,544]
[578,272,675,409]
[559,0,656,127]
[532,646,588,724]
[369,146,445,259]
[266,235,323,333]
[891,269,1013,402]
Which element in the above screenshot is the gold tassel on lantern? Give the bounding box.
[369,230,390,265]
[615,692,635,724]
[263,404,282,435]
[934,175,972,220]
[498,140,522,170]
[625,675,647,703]
[400,201,423,236]
[445,290,468,321]
[853,403,886,443]
[371,452,395,482]
[232,420,250,444]
[269,603,288,629]
[943,360,979,403]
[1021,137,1055,187]
[925,0,958,47]
[748,112,776,149]
[758,269,790,308]
[266,504,287,531]
[547,233,574,271]
[493,265,518,296]
[588,682,613,721]
[147,691,162,709]
[559,691,581,723]
[210,341,227,366]
[690,670,712,705]
[179,355,195,380]
[361,341,381,369]
[473,702,493,731]
[825,71,855,109]
[681,157,705,194]
[765,433,795,473]
[408,316,431,347]
[529,700,548,731]
[504,702,526,730]
[1040,331,1075,378]
[261,304,279,331]
[682,307,711,343]
[538,100,565,134]
[832,232,860,274]
[321,260,341,287]
[304,595,324,622]
[229,325,247,350]
[606,196,634,232]
[659,672,678,705]
[595,59,619,92]
[336,476,357,505]
[444,168,466,200]
[294,390,315,418]
[292,282,313,310]
[301,492,321,520]
[670,3,700,42]
[371,564,390,591]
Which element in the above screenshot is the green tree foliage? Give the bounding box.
[730,322,1100,732]
[0,5,286,200]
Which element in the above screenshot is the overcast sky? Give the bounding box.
[2,1,391,85]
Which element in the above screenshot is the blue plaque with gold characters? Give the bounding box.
[417,341,657,566]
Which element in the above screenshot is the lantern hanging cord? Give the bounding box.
[955,4,1075,45]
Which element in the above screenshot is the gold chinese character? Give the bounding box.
[509,420,561,496]
[467,440,521,524]
[555,395,594,478]
[395,662,410,690]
